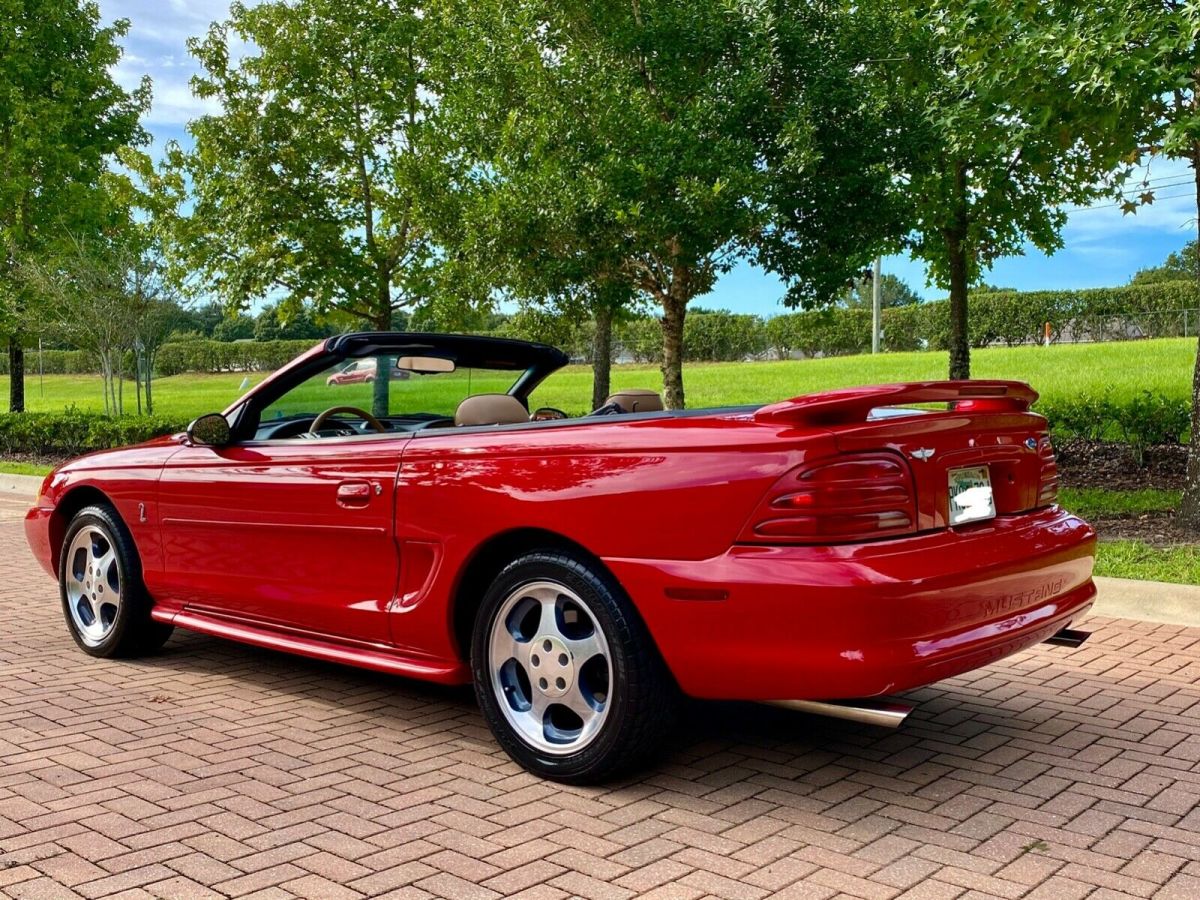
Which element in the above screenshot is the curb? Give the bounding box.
[0,473,41,499]
[1092,575,1200,630]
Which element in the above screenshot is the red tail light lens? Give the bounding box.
[740,453,917,544]
[1037,435,1058,507]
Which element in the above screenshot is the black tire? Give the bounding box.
[59,504,173,658]
[471,550,678,783]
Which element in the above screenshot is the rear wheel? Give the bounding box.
[59,505,173,658]
[471,550,677,782]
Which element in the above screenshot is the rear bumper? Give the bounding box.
[605,507,1096,700]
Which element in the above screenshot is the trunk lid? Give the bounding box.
[755,382,1053,534]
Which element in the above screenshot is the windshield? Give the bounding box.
[260,352,529,422]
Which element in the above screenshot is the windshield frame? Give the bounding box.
[223,332,568,442]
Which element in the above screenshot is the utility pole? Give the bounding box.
[871,256,882,354]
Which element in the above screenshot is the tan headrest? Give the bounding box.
[605,389,664,413]
[454,393,529,426]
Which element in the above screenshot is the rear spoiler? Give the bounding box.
[754,380,1039,427]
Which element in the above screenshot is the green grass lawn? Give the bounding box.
[1059,487,1181,519]
[1093,541,1200,585]
[1,336,1194,421]
[0,460,52,477]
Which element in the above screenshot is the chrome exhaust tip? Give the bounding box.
[1043,628,1091,648]
[763,698,913,728]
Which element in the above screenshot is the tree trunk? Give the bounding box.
[660,290,687,410]
[370,298,391,418]
[146,350,155,415]
[7,336,24,413]
[945,160,971,380]
[1177,142,1200,532]
[591,304,613,411]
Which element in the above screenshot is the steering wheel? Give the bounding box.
[309,406,387,434]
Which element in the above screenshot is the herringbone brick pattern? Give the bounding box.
[1,512,1199,899]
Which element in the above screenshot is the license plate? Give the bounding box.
[948,465,995,525]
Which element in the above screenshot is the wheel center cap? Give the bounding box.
[529,635,574,698]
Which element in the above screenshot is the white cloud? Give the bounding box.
[1063,156,1198,246]
[99,0,249,129]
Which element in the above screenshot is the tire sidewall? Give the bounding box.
[59,507,141,658]
[471,554,637,781]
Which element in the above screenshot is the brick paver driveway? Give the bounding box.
[1,505,1199,900]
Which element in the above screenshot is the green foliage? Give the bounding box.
[173,0,457,329]
[1132,241,1199,286]
[0,0,151,410]
[765,281,1200,357]
[1038,391,1191,464]
[0,410,186,457]
[155,339,319,376]
[846,274,923,310]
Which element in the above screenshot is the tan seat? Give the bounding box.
[454,393,530,426]
[605,389,664,413]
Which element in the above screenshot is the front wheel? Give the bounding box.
[59,504,173,658]
[471,551,677,782]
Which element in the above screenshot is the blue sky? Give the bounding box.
[101,0,1200,317]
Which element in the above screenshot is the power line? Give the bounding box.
[1065,190,1196,214]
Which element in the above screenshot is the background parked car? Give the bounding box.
[326,358,411,385]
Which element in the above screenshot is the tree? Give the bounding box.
[751,3,917,317]
[174,0,461,415]
[847,273,922,309]
[0,0,149,411]
[26,234,139,414]
[429,0,792,409]
[976,2,1200,529]
[893,1,1144,379]
[1132,241,1198,285]
[254,303,331,342]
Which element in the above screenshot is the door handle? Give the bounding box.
[336,481,373,508]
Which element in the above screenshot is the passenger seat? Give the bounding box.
[604,389,664,413]
[454,394,531,426]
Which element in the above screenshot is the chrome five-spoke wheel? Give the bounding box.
[472,550,678,782]
[489,581,612,755]
[64,525,123,647]
[59,504,173,658]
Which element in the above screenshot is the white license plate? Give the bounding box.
[948,465,995,525]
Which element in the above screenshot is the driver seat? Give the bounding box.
[455,394,530,426]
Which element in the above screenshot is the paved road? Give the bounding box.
[1,515,1199,899]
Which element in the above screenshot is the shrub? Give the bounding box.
[154,339,318,375]
[0,411,188,458]
[1034,390,1191,465]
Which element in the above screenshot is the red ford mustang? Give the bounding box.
[25,332,1096,781]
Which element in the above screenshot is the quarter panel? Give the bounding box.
[391,415,834,662]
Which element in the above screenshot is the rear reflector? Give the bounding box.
[740,452,917,545]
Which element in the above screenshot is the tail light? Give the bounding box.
[739,452,917,544]
[1037,435,1058,507]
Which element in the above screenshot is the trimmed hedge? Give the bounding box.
[766,280,1200,357]
[154,339,318,375]
[0,412,188,458]
[1037,391,1192,464]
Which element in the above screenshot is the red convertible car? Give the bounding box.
[25,332,1096,781]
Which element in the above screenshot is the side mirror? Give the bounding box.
[187,413,233,447]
